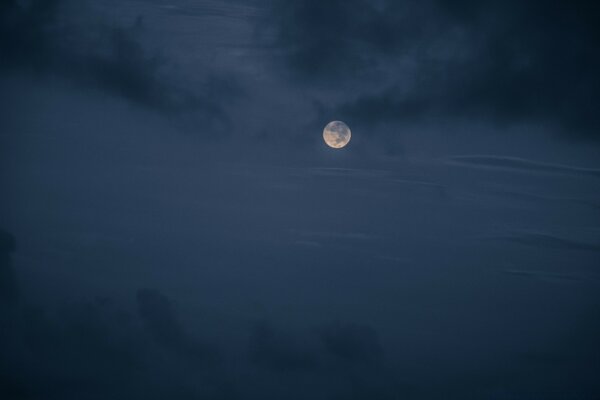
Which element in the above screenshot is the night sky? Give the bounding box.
[1,1,600,399]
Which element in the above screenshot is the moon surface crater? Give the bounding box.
[323,121,351,149]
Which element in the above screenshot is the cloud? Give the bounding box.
[318,321,383,365]
[248,321,317,372]
[264,0,442,83]
[136,288,218,365]
[447,155,600,178]
[265,0,600,138]
[497,231,600,252]
[0,0,236,127]
[0,249,221,399]
[0,229,18,307]
[291,229,373,242]
[501,268,599,283]
[0,282,143,398]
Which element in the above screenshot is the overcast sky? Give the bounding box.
[1,1,599,399]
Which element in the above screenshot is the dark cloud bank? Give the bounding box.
[5,0,598,142]
[0,0,235,131]
[266,0,600,138]
[0,230,405,399]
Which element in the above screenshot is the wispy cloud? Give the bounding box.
[447,155,600,178]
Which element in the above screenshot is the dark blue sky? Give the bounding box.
[1,1,599,399]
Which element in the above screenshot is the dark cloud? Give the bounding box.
[318,322,383,365]
[136,288,217,365]
[137,289,186,348]
[0,248,141,399]
[266,0,600,138]
[265,0,403,81]
[0,0,235,127]
[0,229,18,307]
[248,321,317,372]
[0,237,221,399]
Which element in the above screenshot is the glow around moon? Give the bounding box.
[323,121,351,149]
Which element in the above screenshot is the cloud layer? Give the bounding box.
[265,0,600,138]
[0,0,236,130]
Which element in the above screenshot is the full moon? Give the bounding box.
[323,121,351,149]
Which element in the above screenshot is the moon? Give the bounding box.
[323,121,351,149]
